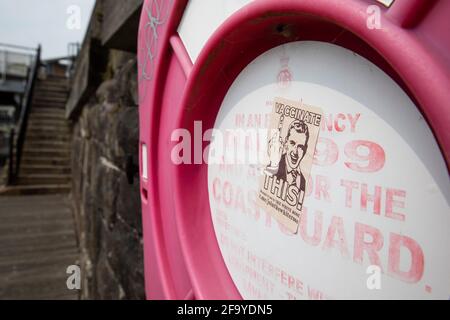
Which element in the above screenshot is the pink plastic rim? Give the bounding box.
[138,0,191,299]
[171,0,450,299]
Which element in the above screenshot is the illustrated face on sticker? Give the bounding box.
[285,121,309,170]
[258,97,323,234]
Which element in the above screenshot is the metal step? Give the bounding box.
[24,140,70,149]
[27,123,69,131]
[0,184,71,195]
[21,157,70,166]
[20,165,71,175]
[33,87,68,95]
[33,91,68,98]
[22,148,70,158]
[33,97,67,104]
[30,108,66,116]
[27,120,68,128]
[31,102,66,109]
[17,174,71,185]
[26,128,70,135]
[24,133,70,142]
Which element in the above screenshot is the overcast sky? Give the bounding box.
[0,0,95,59]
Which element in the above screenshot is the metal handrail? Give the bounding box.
[7,128,14,185]
[0,43,38,52]
[7,45,41,185]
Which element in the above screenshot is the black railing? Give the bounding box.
[7,129,14,185]
[7,45,41,185]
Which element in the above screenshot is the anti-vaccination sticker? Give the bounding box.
[258,97,323,234]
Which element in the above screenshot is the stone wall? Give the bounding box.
[71,50,144,299]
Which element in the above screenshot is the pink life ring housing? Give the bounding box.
[138,0,449,299]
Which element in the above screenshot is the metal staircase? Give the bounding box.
[1,75,71,195]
